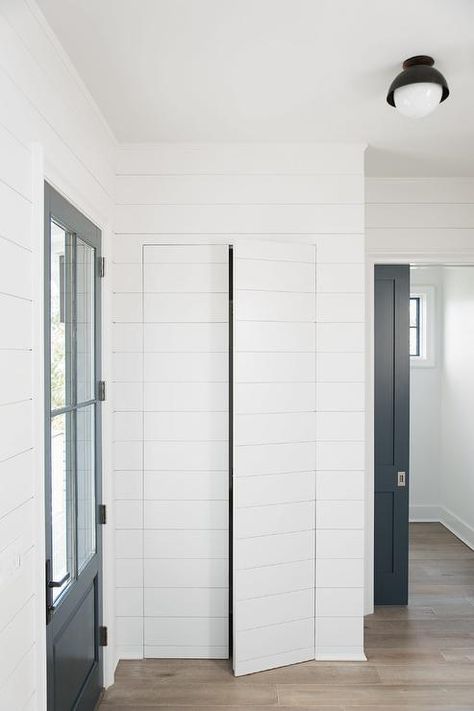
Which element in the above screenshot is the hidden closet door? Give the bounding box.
[142,245,229,658]
[232,241,317,676]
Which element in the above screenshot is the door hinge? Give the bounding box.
[98,380,106,401]
[99,626,108,646]
[397,471,406,487]
[98,256,105,278]
[98,504,107,525]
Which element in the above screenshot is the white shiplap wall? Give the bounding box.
[366,178,474,260]
[113,142,366,663]
[0,2,115,708]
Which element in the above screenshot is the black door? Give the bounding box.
[45,184,103,710]
[374,265,410,605]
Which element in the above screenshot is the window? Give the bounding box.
[409,286,435,366]
[410,296,422,357]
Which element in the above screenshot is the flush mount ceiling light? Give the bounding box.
[386,55,449,118]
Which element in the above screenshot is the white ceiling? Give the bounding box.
[36,0,474,175]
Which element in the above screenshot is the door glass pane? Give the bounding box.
[410,297,419,327]
[77,405,96,572]
[50,223,71,409]
[51,413,73,601]
[76,238,95,404]
[410,327,418,356]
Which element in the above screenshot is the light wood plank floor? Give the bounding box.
[101,523,474,710]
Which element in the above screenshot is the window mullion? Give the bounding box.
[416,296,421,357]
[70,232,79,581]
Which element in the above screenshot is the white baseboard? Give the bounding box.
[116,645,143,660]
[315,648,367,662]
[409,504,442,522]
[409,505,474,551]
[440,507,474,551]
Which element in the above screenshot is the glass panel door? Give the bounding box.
[48,227,97,601]
[45,183,103,711]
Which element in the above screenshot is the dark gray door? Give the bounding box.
[374,265,410,605]
[45,184,103,710]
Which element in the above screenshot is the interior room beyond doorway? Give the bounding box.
[409,265,474,549]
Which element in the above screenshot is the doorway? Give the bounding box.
[44,184,104,710]
[374,265,410,605]
[409,265,474,567]
[374,263,474,606]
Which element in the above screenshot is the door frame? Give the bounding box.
[44,182,103,710]
[365,250,474,617]
[31,147,114,711]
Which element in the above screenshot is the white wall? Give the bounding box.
[112,142,367,663]
[0,8,367,691]
[409,267,443,521]
[0,2,115,709]
[440,267,474,549]
[408,265,474,547]
[366,178,474,261]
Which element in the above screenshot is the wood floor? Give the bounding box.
[101,523,474,710]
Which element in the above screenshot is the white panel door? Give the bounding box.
[143,245,229,659]
[233,241,316,675]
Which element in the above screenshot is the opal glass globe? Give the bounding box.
[394,82,443,118]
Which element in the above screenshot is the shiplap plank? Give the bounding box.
[0,546,34,639]
[116,143,366,176]
[0,646,35,710]
[0,596,35,689]
[115,203,364,234]
[116,173,364,205]
[367,202,474,229]
[0,350,32,405]
[366,177,474,204]
[367,228,474,256]
[0,183,31,250]
[144,588,228,617]
[0,236,31,300]
[0,499,34,558]
[0,449,33,519]
[0,120,31,199]
[0,400,32,462]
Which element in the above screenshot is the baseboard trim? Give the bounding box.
[315,649,367,662]
[410,506,474,551]
[440,508,474,552]
[409,504,441,522]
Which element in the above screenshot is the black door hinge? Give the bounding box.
[98,504,107,525]
[98,381,106,401]
[99,626,108,646]
[98,256,105,278]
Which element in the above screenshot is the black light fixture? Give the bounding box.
[387,56,449,118]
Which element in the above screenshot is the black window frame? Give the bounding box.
[410,295,422,357]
